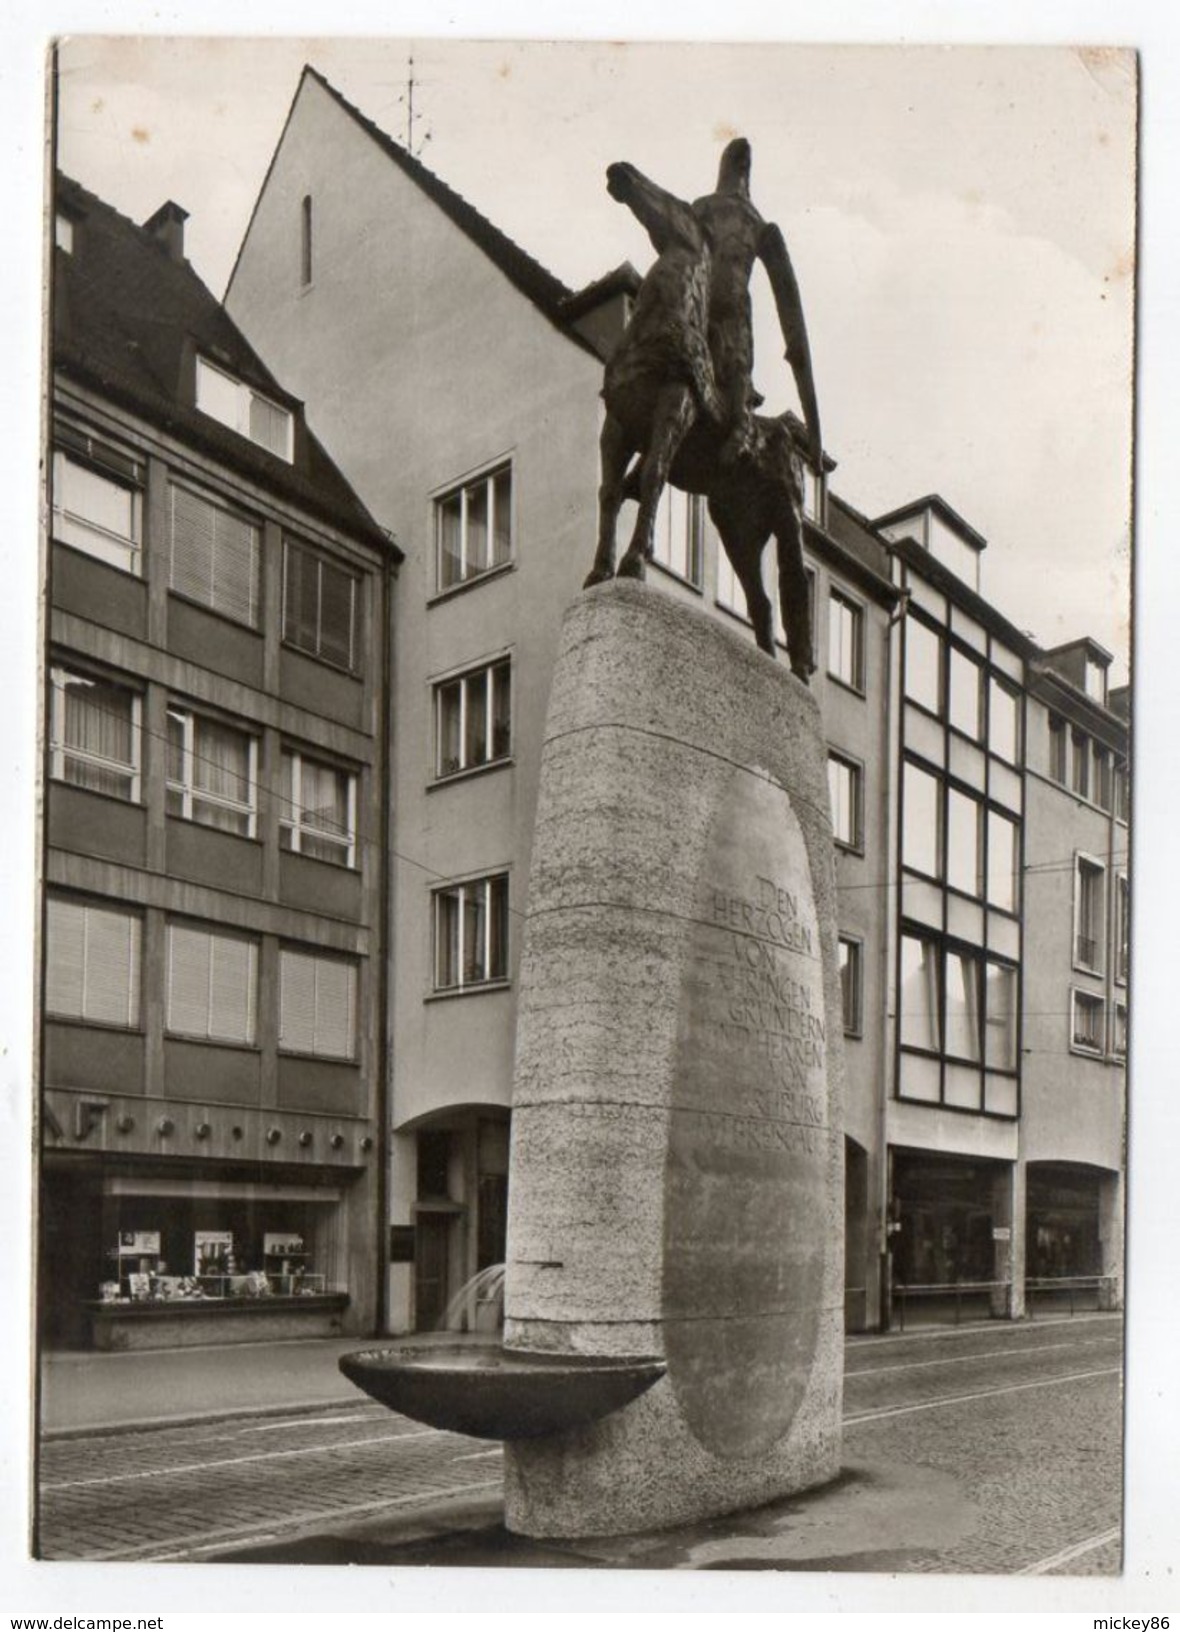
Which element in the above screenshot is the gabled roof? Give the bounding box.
[871,492,988,555]
[259,67,598,358]
[53,173,396,556]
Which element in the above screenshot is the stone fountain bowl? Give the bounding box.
[339,1341,666,1440]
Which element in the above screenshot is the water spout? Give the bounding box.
[437,1263,505,1334]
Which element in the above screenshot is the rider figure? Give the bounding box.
[693,138,822,474]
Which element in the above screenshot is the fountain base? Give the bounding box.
[339,1342,665,1440]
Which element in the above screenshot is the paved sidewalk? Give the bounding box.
[40,1335,371,1436]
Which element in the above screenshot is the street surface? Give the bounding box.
[36,1312,1122,1573]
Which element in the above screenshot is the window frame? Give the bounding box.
[902,758,943,882]
[985,807,1020,916]
[166,705,259,839]
[899,930,942,1057]
[1070,986,1105,1057]
[827,587,866,693]
[948,645,984,741]
[279,747,358,869]
[903,612,943,717]
[827,750,864,854]
[165,921,259,1047]
[1073,852,1107,975]
[281,537,361,673]
[1115,872,1129,986]
[650,488,704,589]
[168,479,262,629]
[44,895,142,1031]
[1112,1000,1128,1060]
[1048,714,1068,785]
[988,675,1022,765]
[431,872,510,995]
[433,461,514,595]
[195,355,294,463]
[51,448,143,575]
[49,665,142,803]
[278,947,358,1062]
[838,934,864,1038]
[432,657,512,781]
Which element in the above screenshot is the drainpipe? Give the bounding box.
[375,542,397,1335]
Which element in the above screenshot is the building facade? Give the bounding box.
[224,68,1129,1336]
[40,176,400,1349]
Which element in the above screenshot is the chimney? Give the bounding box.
[143,199,189,263]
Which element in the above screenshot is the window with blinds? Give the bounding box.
[45,897,141,1028]
[282,541,358,670]
[279,950,357,1059]
[166,923,257,1045]
[52,450,142,573]
[50,666,141,800]
[196,357,293,462]
[169,483,261,627]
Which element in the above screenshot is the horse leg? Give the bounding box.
[618,383,696,579]
[772,489,815,681]
[709,493,777,657]
[584,414,635,587]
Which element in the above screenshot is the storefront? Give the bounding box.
[41,1155,365,1350]
[1025,1161,1119,1312]
[888,1147,1015,1325]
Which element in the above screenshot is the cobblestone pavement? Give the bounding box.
[35,1312,1123,1573]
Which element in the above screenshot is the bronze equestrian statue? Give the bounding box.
[584,139,822,680]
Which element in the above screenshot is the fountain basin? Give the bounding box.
[339,1341,665,1440]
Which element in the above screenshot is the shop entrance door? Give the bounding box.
[414,1214,451,1332]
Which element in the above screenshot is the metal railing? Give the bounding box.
[892,1279,1013,1331]
[1025,1274,1117,1318]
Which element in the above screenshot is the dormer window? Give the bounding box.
[196,356,293,461]
[1084,657,1107,706]
[55,213,74,254]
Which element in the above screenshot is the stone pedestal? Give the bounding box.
[502,580,845,1537]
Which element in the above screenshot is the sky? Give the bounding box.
[51,36,1136,679]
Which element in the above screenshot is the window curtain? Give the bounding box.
[56,670,135,797]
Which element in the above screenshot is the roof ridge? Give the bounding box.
[301,64,582,327]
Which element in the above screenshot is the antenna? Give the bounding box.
[396,51,432,158]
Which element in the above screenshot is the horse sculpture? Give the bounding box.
[583,150,821,681]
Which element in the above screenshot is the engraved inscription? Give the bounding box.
[663,768,830,1460]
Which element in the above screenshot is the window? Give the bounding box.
[1112,1001,1127,1059]
[45,897,140,1028]
[989,678,1020,764]
[166,923,257,1044]
[900,933,940,1052]
[1070,730,1089,800]
[195,357,293,461]
[827,753,863,851]
[984,961,1017,1071]
[828,590,864,690]
[1093,744,1113,811]
[169,483,261,627]
[1048,715,1067,784]
[987,810,1019,914]
[946,950,981,1061]
[904,616,942,714]
[300,195,313,287]
[50,667,140,801]
[946,787,982,897]
[1114,760,1130,823]
[55,212,74,253]
[279,950,357,1060]
[280,750,356,867]
[436,464,512,592]
[433,874,509,992]
[52,450,142,573]
[1084,657,1107,705]
[167,708,257,837]
[1074,855,1105,972]
[651,488,703,587]
[716,552,816,664]
[903,761,942,878]
[435,659,511,778]
[838,936,863,1036]
[1115,874,1129,984]
[949,648,982,739]
[802,464,825,524]
[283,540,359,670]
[1071,989,1104,1055]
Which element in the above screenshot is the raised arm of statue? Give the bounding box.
[758,222,822,474]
